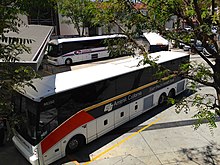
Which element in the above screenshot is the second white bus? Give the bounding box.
[46,34,128,65]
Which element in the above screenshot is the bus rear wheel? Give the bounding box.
[168,89,175,98]
[167,89,175,105]
[66,135,85,154]
[158,93,167,106]
[65,58,72,65]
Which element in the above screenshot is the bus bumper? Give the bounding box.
[12,136,39,165]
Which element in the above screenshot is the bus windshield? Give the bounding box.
[13,93,39,145]
[39,107,58,139]
[47,44,60,57]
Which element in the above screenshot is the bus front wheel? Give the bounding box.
[65,58,72,65]
[66,135,85,154]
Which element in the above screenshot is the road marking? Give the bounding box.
[83,118,161,165]
[72,160,80,165]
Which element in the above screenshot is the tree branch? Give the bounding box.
[193,0,202,24]
[186,74,216,88]
[123,0,149,18]
[113,20,148,53]
[192,45,216,71]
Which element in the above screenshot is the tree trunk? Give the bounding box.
[82,25,85,36]
[73,21,81,36]
[217,91,220,106]
[76,25,81,36]
[214,57,220,106]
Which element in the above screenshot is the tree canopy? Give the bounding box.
[89,0,220,129]
[58,0,96,36]
[0,0,39,132]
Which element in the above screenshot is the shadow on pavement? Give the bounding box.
[180,142,220,165]
[0,141,30,165]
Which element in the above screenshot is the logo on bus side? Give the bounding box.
[104,103,113,112]
[104,91,142,112]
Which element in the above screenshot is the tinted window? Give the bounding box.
[47,44,60,57]
[82,39,105,49]
[116,72,137,95]
[54,79,116,123]
[162,57,188,72]
[136,68,155,87]
[61,42,84,54]
[95,78,116,101]
[56,91,80,123]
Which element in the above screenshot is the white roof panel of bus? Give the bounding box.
[21,51,189,101]
[143,32,169,45]
[49,34,126,45]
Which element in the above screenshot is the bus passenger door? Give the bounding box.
[129,99,143,120]
[86,120,97,143]
[39,108,62,165]
[73,51,83,63]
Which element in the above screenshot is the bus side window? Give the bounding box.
[57,44,62,55]
[96,79,116,101]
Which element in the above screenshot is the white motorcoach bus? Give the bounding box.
[12,51,189,165]
[138,32,169,53]
[46,34,127,65]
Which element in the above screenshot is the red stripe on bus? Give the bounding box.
[62,48,107,57]
[41,111,95,154]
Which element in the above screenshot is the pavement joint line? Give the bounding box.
[82,117,161,165]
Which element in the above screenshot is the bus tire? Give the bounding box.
[65,58,72,65]
[168,89,175,98]
[167,89,175,105]
[158,93,167,106]
[66,135,85,154]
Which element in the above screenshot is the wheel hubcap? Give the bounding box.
[66,59,71,65]
[69,139,78,150]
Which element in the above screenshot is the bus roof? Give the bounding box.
[49,34,126,45]
[143,32,169,45]
[21,51,189,102]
